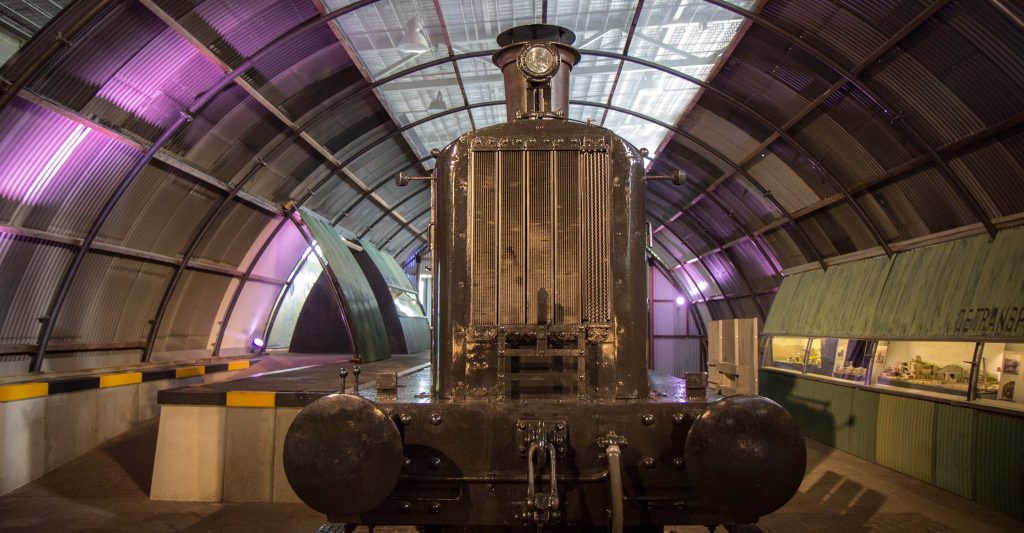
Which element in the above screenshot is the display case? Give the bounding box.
[977,343,1024,405]
[871,340,976,398]
[764,336,809,371]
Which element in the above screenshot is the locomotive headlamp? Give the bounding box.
[517,43,559,80]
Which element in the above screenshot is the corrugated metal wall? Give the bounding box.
[650,266,704,378]
[766,226,1024,340]
[761,370,1024,520]
[300,207,389,362]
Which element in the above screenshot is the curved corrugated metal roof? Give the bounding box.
[0,0,1022,371]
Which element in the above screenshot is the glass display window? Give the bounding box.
[976,343,1024,405]
[871,340,976,398]
[806,338,872,382]
[765,336,809,372]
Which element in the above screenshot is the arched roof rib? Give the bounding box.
[1,0,1022,369]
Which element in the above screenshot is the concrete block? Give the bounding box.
[272,407,302,503]
[96,385,140,445]
[44,389,99,472]
[0,397,45,495]
[138,379,175,421]
[222,407,276,502]
[150,405,226,502]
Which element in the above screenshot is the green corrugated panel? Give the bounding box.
[848,388,879,461]
[362,243,430,354]
[759,371,799,420]
[875,234,989,339]
[363,243,412,289]
[818,382,855,453]
[876,394,934,483]
[399,315,430,353]
[299,208,390,363]
[765,227,1024,340]
[763,256,892,337]
[974,411,1024,520]
[933,403,975,499]
[883,228,1024,338]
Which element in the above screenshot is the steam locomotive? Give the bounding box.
[283,25,806,532]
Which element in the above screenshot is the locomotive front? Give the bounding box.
[283,25,806,532]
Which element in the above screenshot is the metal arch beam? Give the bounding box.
[255,44,883,262]
[647,239,709,357]
[647,189,766,321]
[383,205,432,252]
[650,233,714,312]
[699,0,997,239]
[0,0,116,111]
[334,154,433,227]
[652,212,737,317]
[212,215,290,356]
[572,99,829,270]
[138,0,423,362]
[358,182,429,238]
[585,51,893,257]
[29,0,384,370]
[307,97,823,273]
[284,207,360,356]
[395,225,431,261]
[646,157,782,281]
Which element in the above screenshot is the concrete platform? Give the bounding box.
[149,353,430,503]
[0,417,1019,532]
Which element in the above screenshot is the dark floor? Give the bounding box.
[0,418,1019,532]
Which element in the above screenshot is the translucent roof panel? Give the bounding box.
[323,0,752,164]
[629,0,749,74]
[570,55,620,104]
[456,57,505,105]
[403,111,474,164]
[599,107,673,156]
[610,65,706,133]
[334,0,449,80]
[471,105,508,128]
[375,62,462,125]
[548,0,638,53]
[568,105,601,125]
[440,0,543,53]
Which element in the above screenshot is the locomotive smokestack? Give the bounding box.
[492,24,581,121]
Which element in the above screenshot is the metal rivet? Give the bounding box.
[643,457,655,469]
[429,457,442,469]
[673,457,684,468]
[403,457,411,467]
[429,501,441,513]
[399,413,413,426]
[430,413,443,426]
[672,413,686,425]
[399,501,411,512]
[642,414,655,426]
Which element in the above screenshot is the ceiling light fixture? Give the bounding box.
[397,19,429,54]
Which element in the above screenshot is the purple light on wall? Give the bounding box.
[23,124,90,204]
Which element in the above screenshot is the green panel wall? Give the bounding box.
[299,208,390,363]
[875,394,935,483]
[848,388,879,461]
[974,411,1024,520]
[761,370,1024,520]
[764,256,892,337]
[362,243,430,354]
[933,403,975,499]
[765,226,1024,340]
